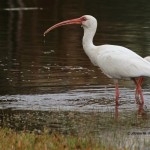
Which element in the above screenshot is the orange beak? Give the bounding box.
[43,17,82,36]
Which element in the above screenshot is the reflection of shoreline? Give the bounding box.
[7,0,24,87]
[7,0,24,58]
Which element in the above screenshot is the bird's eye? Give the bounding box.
[81,17,87,21]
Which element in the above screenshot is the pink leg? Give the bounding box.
[135,77,143,101]
[136,77,144,93]
[138,77,144,104]
[133,78,144,105]
[114,80,119,106]
[138,77,144,86]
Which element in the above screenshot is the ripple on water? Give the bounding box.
[0,86,150,112]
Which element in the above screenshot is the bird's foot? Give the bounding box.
[135,98,144,105]
[136,99,141,105]
[135,94,144,105]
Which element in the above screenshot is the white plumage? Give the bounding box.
[44,15,150,105]
[92,45,150,79]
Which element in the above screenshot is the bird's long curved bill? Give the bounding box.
[43,17,82,36]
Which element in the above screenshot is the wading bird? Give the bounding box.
[44,15,150,105]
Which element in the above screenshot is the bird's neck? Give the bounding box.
[82,28,96,60]
[82,27,96,51]
[82,27,97,65]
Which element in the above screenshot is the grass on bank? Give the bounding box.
[0,128,108,150]
[0,127,150,150]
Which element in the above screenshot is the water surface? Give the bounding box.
[0,0,150,148]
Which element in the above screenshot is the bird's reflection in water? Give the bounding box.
[114,103,148,120]
[137,104,148,119]
[115,105,119,119]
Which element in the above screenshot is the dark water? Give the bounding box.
[0,0,150,147]
[1,0,150,96]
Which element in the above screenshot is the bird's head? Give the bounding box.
[43,15,97,36]
[81,15,97,29]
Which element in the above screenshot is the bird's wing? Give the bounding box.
[96,45,150,78]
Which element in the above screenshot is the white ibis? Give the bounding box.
[44,15,150,105]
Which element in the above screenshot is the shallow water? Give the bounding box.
[0,0,150,147]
